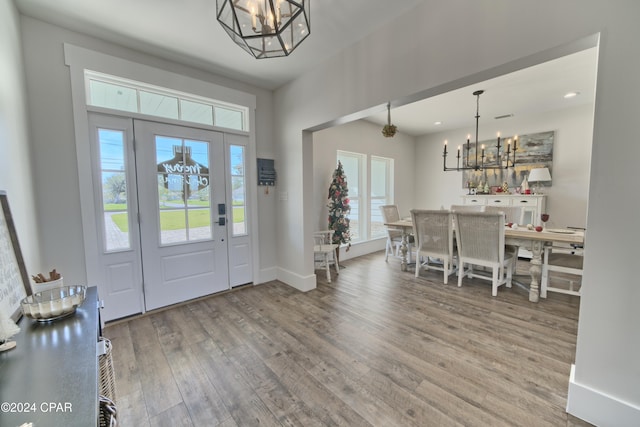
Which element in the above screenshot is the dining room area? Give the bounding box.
[313,37,594,281]
[309,45,595,424]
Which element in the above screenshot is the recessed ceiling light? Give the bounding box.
[434,121,442,125]
[494,114,514,120]
[564,91,580,99]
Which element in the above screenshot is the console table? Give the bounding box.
[461,194,546,224]
[0,286,100,427]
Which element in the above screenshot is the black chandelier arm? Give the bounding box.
[442,89,519,172]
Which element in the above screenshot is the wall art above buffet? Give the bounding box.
[462,130,554,189]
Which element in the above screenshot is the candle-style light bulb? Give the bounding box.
[443,140,448,154]
[251,5,257,29]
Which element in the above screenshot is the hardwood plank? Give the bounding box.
[105,322,142,398]
[127,315,184,417]
[114,388,150,427]
[264,351,375,427]
[162,336,231,425]
[148,402,193,427]
[194,338,284,426]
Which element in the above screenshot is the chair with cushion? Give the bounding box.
[313,230,340,283]
[453,211,515,296]
[380,204,413,263]
[411,209,456,284]
[541,246,583,297]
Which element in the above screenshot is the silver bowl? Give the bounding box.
[21,285,87,322]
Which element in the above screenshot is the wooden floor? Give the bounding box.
[104,252,592,426]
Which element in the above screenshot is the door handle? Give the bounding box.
[216,217,226,226]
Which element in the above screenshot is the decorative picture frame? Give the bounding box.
[0,191,32,322]
[462,130,554,189]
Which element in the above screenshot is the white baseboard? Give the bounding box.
[256,266,278,284]
[567,364,640,426]
[339,239,386,261]
[276,267,317,292]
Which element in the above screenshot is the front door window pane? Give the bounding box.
[156,136,212,244]
[98,128,131,251]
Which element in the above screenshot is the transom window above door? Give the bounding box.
[85,70,249,131]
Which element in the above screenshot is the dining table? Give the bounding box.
[383,219,585,303]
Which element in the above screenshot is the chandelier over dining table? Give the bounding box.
[443,90,518,171]
[216,0,311,59]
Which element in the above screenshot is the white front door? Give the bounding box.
[88,114,249,320]
[134,120,230,310]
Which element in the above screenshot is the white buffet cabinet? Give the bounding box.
[461,194,546,258]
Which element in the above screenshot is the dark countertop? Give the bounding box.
[0,286,99,427]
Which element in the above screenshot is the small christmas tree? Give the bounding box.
[327,161,351,264]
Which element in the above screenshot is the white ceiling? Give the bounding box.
[15,0,597,136]
[14,0,425,90]
[365,47,598,136]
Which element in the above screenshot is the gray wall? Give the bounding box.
[18,16,278,286]
[0,2,41,276]
[274,0,639,424]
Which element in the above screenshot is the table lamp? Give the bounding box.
[528,167,552,194]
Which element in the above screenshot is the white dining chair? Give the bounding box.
[380,204,413,263]
[411,209,456,284]
[484,205,523,261]
[313,230,340,283]
[453,211,515,296]
[541,246,583,297]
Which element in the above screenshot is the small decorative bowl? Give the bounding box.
[21,285,87,322]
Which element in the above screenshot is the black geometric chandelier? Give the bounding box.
[216,0,311,59]
[443,90,518,171]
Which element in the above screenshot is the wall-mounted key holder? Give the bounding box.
[257,158,276,186]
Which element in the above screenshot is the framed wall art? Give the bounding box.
[0,191,32,322]
[462,130,554,189]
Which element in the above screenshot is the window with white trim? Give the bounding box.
[337,151,394,243]
[370,156,394,239]
[85,70,249,131]
[337,151,364,242]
